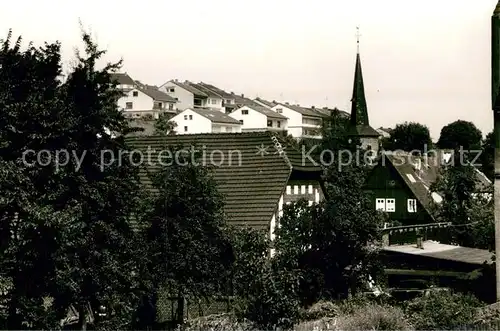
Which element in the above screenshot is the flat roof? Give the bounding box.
[383,241,493,265]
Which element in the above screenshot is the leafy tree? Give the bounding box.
[430,151,494,250]
[480,131,494,181]
[437,120,483,151]
[274,196,383,307]
[381,122,432,154]
[0,30,147,330]
[154,112,177,135]
[140,154,233,326]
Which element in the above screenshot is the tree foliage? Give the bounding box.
[154,112,177,135]
[381,122,432,154]
[0,29,147,330]
[430,151,494,250]
[479,131,494,181]
[437,120,483,151]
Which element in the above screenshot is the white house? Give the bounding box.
[229,105,288,132]
[198,83,239,113]
[158,80,225,112]
[110,72,135,91]
[117,85,177,119]
[271,103,327,139]
[170,108,242,134]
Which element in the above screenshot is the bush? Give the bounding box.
[405,290,483,330]
[338,303,411,331]
[239,266,300,330]
[300,300,339,321]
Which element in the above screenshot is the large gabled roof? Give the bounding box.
[125,132,322,229]
[137,86,177,102]
[245,105,287,120]
[189,108,241,124]
[110,72,135,85]
[275,103,326,118]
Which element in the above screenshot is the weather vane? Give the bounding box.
[356,26,361,53]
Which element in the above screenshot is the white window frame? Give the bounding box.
[376,198,385,211]
[308,185,313,194]
[407,199,417,213]
[286,186,291,195]
[301,185,306,194]
[293,185,299,194]
[386,199,395,212]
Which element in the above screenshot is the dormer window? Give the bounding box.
[276,108,283,113]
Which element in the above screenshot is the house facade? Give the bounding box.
[364,151,492,243]
[229,105,288,132]
[158,80,210,110]
[170,108,242,134]
[270,103,327,139]
[115,80,177,119]
[125,132,325,254]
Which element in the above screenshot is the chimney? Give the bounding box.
[416,229,424,249]
[416,236,424,249]
[231,91,234,95]
[241,93,244,97]
[311,106,315,109]
[174,79,178,82]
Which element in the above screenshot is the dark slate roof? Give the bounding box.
[276,103,325,118]
[110,73,135,85]
[173,81,208,98]
[125,132,322,229]
[247,105,287,120]
[198,83,235,99]
[381,151,492,218]
[191,108,242,125]
[305,107,350,119]
[383,241,493,265]
[137,86,177,102]
[254,98,278,108]
[187,82,223,99]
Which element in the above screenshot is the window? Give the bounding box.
[301,185,306,194]
[158,102,163,108]
[168,103,174,110]
[293,185,299,194]
[277,121,281,128]
[276,108,283,113]
[184,126,188,132]
[132,91,138,97]
[239,120,243,125]
[267,120,272,127]
[184,115,188,120]
[168,88,175,93]
[407,199,417,213]
[376,198,385,211]
[189,115,193,120]
[308,185,313,194]
[242,109,248,115]
[308,201,313,206]
[226,99,232,104]
[386,199,395,212]
[211,99,217,105]
[286,186,291,194]
[125,102,133,109]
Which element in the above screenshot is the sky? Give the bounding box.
[1,0,497,140]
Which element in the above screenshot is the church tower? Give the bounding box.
[348,27,380,153]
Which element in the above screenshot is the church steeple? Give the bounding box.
[350,26,370,127]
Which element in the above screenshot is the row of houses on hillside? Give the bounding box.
[110,44,383,141]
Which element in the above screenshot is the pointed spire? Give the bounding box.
[350,26,370,127]
[494,0,500,16]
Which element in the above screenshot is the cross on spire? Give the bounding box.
[356,26,361,53]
